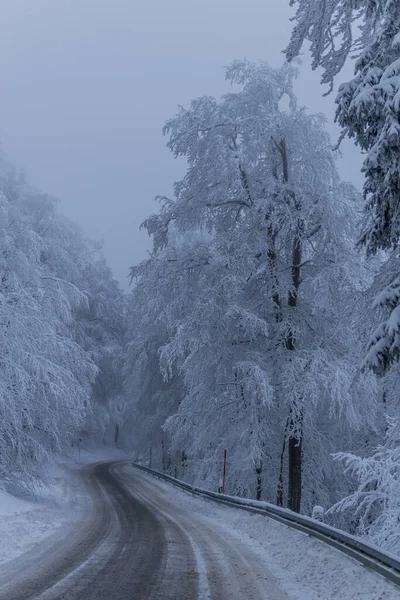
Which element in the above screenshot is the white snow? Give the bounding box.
[387,305,400,335]
[311,504,325,521]
[0,449,129,567]
[129,467,400,600]
[0,466,82,565]
[0,490,34,517]
[393,32,400,49]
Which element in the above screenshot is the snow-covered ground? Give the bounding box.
[0,449,128,566]
[128,467,400,600]
[0,469,81,565]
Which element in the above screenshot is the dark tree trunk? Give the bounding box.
[161,436,166,472]
[276,471,284,507]
[276,416,289,506]
[114,423,120,448]
[255,460,262,501]
[275,138,304,513]
[286,226,303,513]
[288,434,302,512]
[181,450,187,476]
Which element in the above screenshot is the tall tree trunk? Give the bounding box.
[269,156,284,506]
[161,435,166,472]
[288,427,302,512]
[114,423,120,448]
[255,460,262,501]
[276,416,289,506]
[181,449,187,477]
[287,228,303,512]
[280,138,304,513]
[270,137,304,512]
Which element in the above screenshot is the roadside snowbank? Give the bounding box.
[0,448,128,566]
[0,491,33,517]
[0,466,82,565]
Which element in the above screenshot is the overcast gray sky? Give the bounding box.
[0,0,362,288]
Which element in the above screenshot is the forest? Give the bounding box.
[2,0,400,557]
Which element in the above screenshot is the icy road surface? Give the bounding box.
[0,461,398,600]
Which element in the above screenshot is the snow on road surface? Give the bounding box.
[123,465,400,600]
[0,457,398,600]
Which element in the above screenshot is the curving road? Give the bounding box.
[0,461,288,600]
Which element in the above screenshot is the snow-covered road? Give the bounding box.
[0,461,398,599]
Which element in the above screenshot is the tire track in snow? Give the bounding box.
[131,484,212,600]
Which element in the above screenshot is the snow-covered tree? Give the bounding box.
[126,60,378,513]
[285,4,400,547]
[0,158,125,485]
[21,186,127,447]
[286,0,400,373]
[364,254,400,373]
[286,1,380,90]
[330,414,400,553]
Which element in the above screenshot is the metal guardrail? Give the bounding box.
[132,462,400,586]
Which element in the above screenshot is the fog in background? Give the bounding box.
[0,0,362,288]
